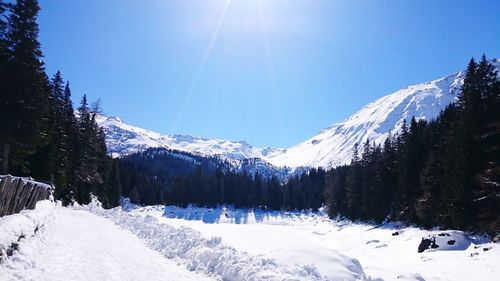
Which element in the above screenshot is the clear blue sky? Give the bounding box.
[37,0,500,148]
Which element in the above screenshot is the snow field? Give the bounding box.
[84,201,367,281]
[2,200,498,281]
[129,204,500,281]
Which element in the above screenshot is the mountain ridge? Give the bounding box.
[97,59,500,169]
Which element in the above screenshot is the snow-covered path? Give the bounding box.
[0,206,214,281]
[5,203,497,281]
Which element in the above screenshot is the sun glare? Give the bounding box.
[173,0,295,131]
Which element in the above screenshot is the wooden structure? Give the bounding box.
[0,175,53,217]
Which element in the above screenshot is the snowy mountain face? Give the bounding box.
[270,59,499,169]
[98,59,500,170]
[266,71,465,169]
[96,115,284,160]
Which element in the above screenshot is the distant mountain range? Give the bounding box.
[97,58,500,170]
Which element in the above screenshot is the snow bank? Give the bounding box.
[83,202,367,281]
[0,200,54,261]
[132,203,500,281]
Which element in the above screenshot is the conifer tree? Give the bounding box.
[1,0,49,174]
[448,59,480,228]
[345,143,362,218]
[50,72,70,183]
[75,95,100,204]
[0,0,9,104]
[472,57,500,232]
[416,150,441,227]
[0,0,10,174]
[103,159,121,208]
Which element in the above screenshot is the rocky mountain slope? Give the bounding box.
[98,59,500,170]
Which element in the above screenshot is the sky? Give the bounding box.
[37,0,500,148]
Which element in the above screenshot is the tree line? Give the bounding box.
[323,55,499,233]
[1,1,497,233]
[118,148,325,210]
[0,0,120,208]
[120,55,499,234]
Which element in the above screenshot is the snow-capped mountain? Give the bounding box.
[98,59,499,170]
[266,73,462,168]
[96,115,284,160]
[267,59,499,169]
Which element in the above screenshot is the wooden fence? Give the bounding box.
[0,175,53,217]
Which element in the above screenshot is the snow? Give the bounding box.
[0,175,53,192]
[2,200,499,281]
[84,202,359,281]
[96,114,285,161]
[265,71,465,169]
[268,59,499,168]
[0,202,215,281]
[125,204,500,281]
[98,59,500,170]
[0,200,54,258]
[1,201,368,281]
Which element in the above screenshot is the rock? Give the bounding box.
[431,239,439,249]
[418,238,432,253]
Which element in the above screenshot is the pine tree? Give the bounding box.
[103,159,121,208]
[0,0,49,174]
[0,0,9,106]
[74,95,103,204]
[416,150,441,227]
[394,119,409,220]
[50,72,72,186]
[472,56,500,232]
[0,0,9,96]
[0,0,10,174]
[345,143,362,219]
[477,54,498,117]
[378,134,397,220]
[447,58,481,229]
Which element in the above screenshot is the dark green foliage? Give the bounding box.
[72,96,117,206]
[0,1,9,110]
[345,144,362,219]
[0,0,8,173]
[0,1,121,208]
[121,56,498,234]
[4,1,494,230]
[103,159,121,208]
[1,0,50,174]
[323,56,500,233]
[118,147,325,211]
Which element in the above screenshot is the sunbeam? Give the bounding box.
[172,0,233,131]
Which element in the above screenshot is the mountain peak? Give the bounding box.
[105,116,123,123]
[98,60,499,170]
[264,60,499,169]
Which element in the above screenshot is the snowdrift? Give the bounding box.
[84,202,368,281]
[129,203,500,281]
[0,200,54,262]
